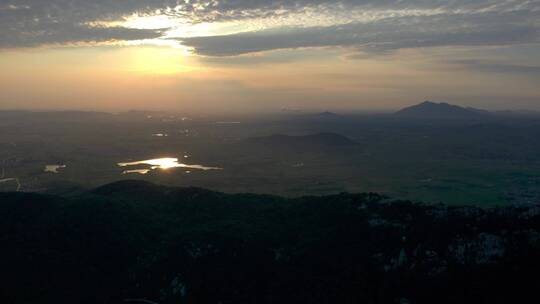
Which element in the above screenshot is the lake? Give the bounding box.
[118,158,221,174]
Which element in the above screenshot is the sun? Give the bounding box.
[126,46,195,74]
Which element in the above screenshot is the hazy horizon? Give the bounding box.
[0,100,540,118]
[1,0,539,113]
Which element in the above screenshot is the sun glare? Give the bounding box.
[147,158,179,170]
[126,47,195,74]
[118,158,183,171]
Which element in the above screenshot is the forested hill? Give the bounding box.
[1,180,540,304]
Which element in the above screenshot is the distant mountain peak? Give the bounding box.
[396,101,489,118]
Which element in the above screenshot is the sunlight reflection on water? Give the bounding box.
[118,158,221,174]
[44,165,66,173]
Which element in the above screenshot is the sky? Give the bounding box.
[0,0,539,113]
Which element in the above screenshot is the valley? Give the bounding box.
[2,103,540,206]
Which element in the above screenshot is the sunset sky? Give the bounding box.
[1,0,539,113]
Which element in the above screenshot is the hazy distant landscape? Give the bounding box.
[2,101,540,206]
[2,0,540,302]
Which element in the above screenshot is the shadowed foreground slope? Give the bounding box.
[1,180,540,303]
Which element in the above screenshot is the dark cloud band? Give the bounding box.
[1,0,539,51]
[180,11,540,56]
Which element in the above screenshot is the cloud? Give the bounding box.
[0,0,172,48]
[0,25,164,48]
[449,59,540,76]
[0,0,539,51]
[180,10,540,56]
